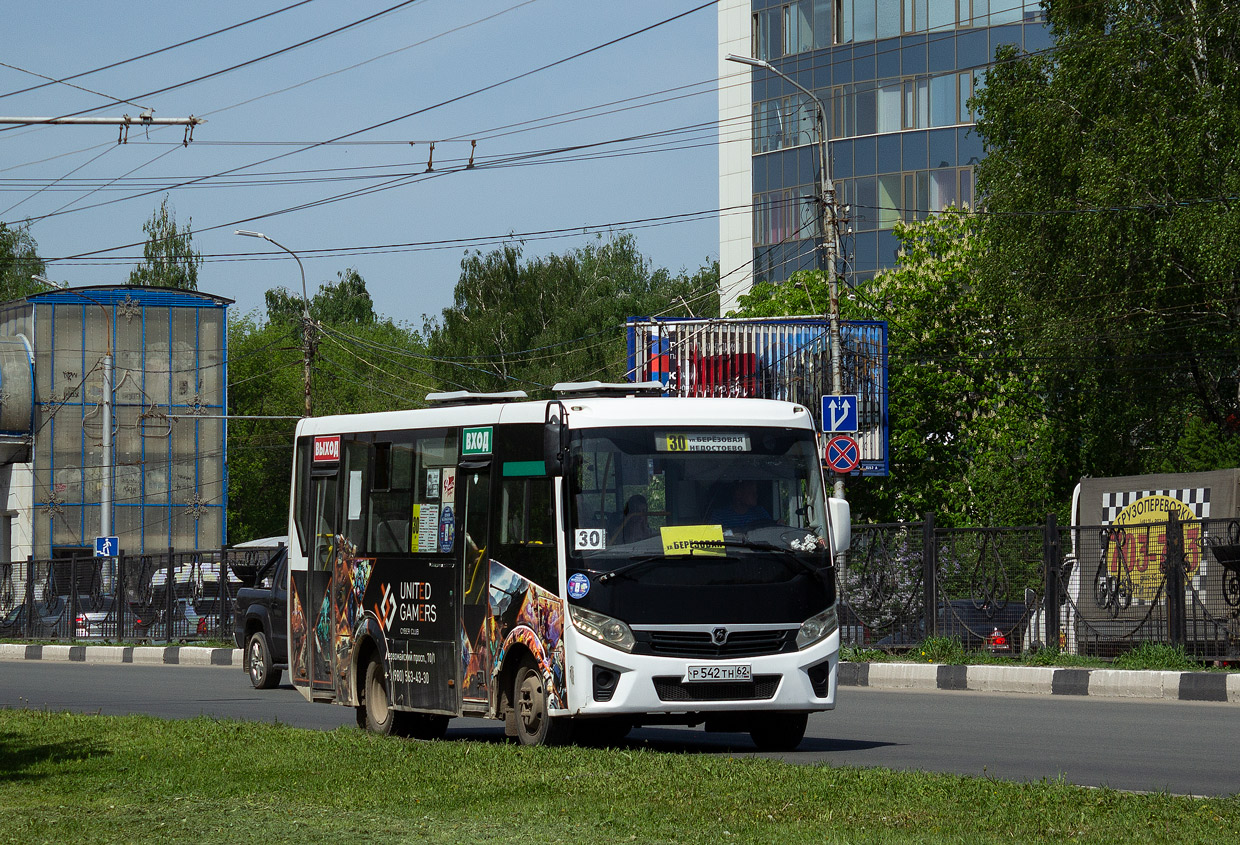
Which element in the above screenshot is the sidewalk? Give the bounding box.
[0,642,241,667]
[837,661,1240,703]
[4,643,1238,703]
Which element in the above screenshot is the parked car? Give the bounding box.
[75,598,151,640]
[1,601,71,638]
[233,545,288,689]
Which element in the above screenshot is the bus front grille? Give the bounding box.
[652,675,781,702]
[635,629,795,659]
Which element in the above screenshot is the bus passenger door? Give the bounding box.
[459,464,492,710]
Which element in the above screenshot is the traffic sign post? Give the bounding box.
[821,394,859,432]
[825,434,862,474]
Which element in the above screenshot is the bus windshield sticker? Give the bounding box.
[656,432,751,453]
[438,505,455,553]
[442,468,457,500]
[416,504,439,553]
[426,469,440,500]
[348,470,363,521]
[660,525,725,557]
[567,572,591,600]
[462,426,493,456]
[574,528,606,552]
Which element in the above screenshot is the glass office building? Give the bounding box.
[718,0,1051,312]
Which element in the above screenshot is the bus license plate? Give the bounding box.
[684,664,752,682]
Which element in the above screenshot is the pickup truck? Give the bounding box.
[232,545,288,689]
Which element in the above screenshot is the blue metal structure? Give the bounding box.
[0,286,230,558]
[626,316,889,476]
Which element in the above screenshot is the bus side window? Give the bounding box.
[311,475,339,570]
[497,477,556,590]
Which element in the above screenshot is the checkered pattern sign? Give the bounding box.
[1101,488,1211,524]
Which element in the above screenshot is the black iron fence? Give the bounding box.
[4,519,1238,660]
[0,546,281,644]
[844,514,1240,661]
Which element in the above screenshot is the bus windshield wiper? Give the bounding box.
[597,554,698,583]
[721,537,831,582]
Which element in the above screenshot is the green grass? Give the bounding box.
[0,709,1237,844]
[840,638,1235,672]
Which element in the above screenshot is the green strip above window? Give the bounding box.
[502,460,546,477]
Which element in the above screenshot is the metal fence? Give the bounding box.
[844,514,1240,661]
[0,546,280,644]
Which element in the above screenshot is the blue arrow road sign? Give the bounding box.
[821,394,859,433]
[95,536,119,557]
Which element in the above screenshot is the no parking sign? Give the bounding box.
[824,434,861,473]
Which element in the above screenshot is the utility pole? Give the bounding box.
[0,114,204,144]
[235,230,313,417]
[726,54,846,499]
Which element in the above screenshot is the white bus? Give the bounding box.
[286,383,850,749]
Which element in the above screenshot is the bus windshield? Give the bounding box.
[567,426,829,569]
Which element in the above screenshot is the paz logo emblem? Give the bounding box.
[711,627,728,646]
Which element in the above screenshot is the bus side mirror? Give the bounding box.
[544,401,567,476]
[827,497,851,557]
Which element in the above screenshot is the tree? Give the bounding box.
[972,0,1240,485]
[265,268,375,328]
[732,212,1064,525]
[0,221,46,301]
[129,196,201,290]
[228,269,430,540]
[424,235,718,394]
[226,312,303,541]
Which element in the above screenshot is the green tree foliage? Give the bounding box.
[424,235,718,394]
[973,0,1240,487]
[128,197,201,290]
[265,268,375,329]
[0,221,46,301]
[228,269,429,540]
[732,213,1063,525]
[226,312,303,542]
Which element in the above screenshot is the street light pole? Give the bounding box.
[234,230,314,418]
[726,54,846,499]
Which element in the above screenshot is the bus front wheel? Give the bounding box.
[750,712,808,751]
[513,657,569,746]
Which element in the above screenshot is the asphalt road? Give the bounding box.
[3,660,1238,797]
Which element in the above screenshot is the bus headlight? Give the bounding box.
[569,605,636,653]
[796,604,838,650]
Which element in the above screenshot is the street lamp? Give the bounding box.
[234,230,314,418]
[726,53,846,499]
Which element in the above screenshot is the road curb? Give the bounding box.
[5,646,1237,703]
[838,661,1240,703]
[0,643,241,667]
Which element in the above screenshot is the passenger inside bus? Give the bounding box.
[612,494,655,544]
[707,480,773,531]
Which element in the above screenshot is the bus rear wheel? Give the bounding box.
[362,658,398,735]
[749,712,808,751]
[513,657,569,746]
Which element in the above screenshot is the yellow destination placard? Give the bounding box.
[660,524,726,557]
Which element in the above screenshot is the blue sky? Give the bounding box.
[0,1,725,326]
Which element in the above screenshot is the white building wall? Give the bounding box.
[0,464,32,564]
[718,0,754,315]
